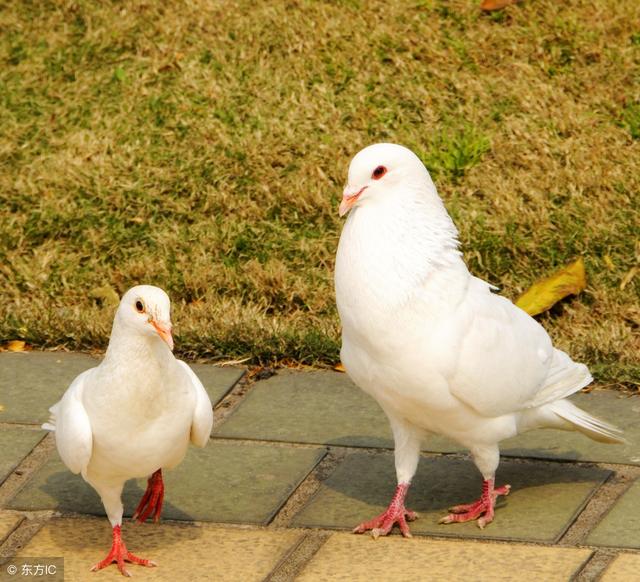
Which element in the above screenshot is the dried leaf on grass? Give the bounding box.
[620,266,638,291]
[516,258,587,316]
[480,0,521,12]
[5,340,28,352]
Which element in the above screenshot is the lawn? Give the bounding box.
[1,0,638,386]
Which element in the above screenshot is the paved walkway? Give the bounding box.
[1,352,640,581]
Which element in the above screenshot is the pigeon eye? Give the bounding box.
[135,300,145,313]
[372,165,387,180]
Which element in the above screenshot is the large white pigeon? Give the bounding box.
[43,285,213,575]
[335,143,622,537]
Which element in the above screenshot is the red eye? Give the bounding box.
[372,165,387,180]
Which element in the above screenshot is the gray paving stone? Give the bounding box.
[214,370,394,448]
[0,427,46,485]
[587,479,640,548]
[292,452,610,542]
[216,370,637,464]
[0,352,244,424]
[8,441,325,525]
[0,352,101,424]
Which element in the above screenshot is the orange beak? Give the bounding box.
[339,185,367,217]
[151,320,174,351]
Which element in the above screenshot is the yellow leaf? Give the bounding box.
[6,340,26,352]
[88,285,120,308]
[620,266,638,291]
[516,258,587,316]
[0,404,4,412]
[480,0,520,11]
[604,255,615,270]
[333,362,346,373]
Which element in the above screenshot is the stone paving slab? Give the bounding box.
[292,452,610,542]
[0,512,23,545]
[587,479,640,548]
[0,427,45,486]
[297,533,592,582]
[216,370,638,465]
[0,352,244,424]
[8,442,325,525]
[601,553,640,582]
[214,370,394,448]
[13,517,302,581]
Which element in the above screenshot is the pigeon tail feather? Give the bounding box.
[529,349,593,409]
[549,399,625,444]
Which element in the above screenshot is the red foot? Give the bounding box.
[353,483,418,538]
[439,478,511,529]
[132,469,164,524]
[90,525,156,577]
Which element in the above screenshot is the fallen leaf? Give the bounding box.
[334,362,346,373]
[620,266,638,291]
[604,254,615,270]
[6,340,27,352]
[516,257,587,316]
[88,285,120,308]
[480,0,520,11]
[0,404,4,412]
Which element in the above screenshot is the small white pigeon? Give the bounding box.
[335,143,623,537]
[43,285,213,575]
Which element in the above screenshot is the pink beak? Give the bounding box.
[151,320,174,351]
[339,185,367,217]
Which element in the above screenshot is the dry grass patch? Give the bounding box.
[1,0,638,386]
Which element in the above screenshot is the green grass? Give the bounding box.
[1,0,639,387]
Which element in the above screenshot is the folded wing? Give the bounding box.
[42,370,93,476]
[177,361,214,447]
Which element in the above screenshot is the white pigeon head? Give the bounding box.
[339,143,434,217]
[115,285,174,351]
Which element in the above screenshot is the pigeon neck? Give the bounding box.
[103,319,168,367]
[337,186,464,308]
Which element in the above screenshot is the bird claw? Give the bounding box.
[91,525,156,577]
[439,479,510,528]
[132,470,164,524]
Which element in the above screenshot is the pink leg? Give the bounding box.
[132,470,164,524]
[353,483,418,539]
[439,478,511,529]
[90,524,156,577]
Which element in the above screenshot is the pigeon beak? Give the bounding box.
[339,185,367,217]
[150,319,174,351]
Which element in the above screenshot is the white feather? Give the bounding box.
[45,285,213,527]
[335,143,623,488]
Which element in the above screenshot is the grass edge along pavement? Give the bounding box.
[1,0,639,387]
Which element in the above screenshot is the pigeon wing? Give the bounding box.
[177,361,214,447]
[445,278,562,417]
[43,369,93,476]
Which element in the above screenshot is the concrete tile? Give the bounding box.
[292,452,610,542]
[587,480,640,548]
[0,427,46,485]
[8,442,325,525]
[214,370,394,448]
[187,363,245,405]
[215,371,635,465]
[0,352,100,424]
[14,517,301,581]
[0,352,244,425]
[297,533,592,582]
[0,512,24,545]
[601,554,640,582]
